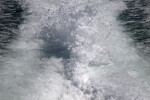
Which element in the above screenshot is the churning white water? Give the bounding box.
[0,0,150,100]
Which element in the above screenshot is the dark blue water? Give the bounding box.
[118,0,150,59]
[0,0,24,56]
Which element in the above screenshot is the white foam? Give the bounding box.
[1,0,150,100]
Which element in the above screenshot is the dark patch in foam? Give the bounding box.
[118,0,150,59]
[39,22,77,59]
[37,5,97,81]
[38,24,77,80]
[0,0,24,55]
[39,4,97,60]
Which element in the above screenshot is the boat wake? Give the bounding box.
[0,0,150,100]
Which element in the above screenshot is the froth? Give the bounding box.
[1,0,150,100]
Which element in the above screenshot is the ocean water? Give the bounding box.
[0,0,150,100]
[118,0,150,61]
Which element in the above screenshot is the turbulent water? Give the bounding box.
[0,0,150,100]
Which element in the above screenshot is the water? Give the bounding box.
[118,0,150,61]
[0,0,24,56]
[0,0,150,100]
